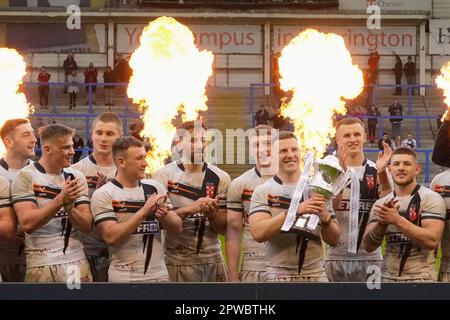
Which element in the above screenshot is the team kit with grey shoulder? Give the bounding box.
[0,115,448,283]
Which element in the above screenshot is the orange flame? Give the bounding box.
[278,29,363,158]
[127,16,213,173]
[0,48,33,156]
[436,61,450,120]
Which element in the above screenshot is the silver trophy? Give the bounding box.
[291,155,348,241]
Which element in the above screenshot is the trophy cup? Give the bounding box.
[290,155,348,241]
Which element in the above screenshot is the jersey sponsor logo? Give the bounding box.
[433,184,450,198]
[33,184,61,200]
[241,188,253,202]
[366,174,375,190]
[133,220,160,234]
[337,199,376,213]
[268,194,291,209]
[112,200,145,213]
[386,232,412,244]
[55,209,69,218]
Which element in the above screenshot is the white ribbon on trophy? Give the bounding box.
[281,152,314,232]
[348,169,360,254]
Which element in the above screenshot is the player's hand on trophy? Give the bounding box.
[297,195,327,216]
[60,176,81,206]
[95,172,108,190]
[376,141,393,173]
[144,194,167,216]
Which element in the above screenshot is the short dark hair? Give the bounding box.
[278,131,297,141]
[335,117,365,132]
[0,118,29,141]
[39,124,74,145]
[112,136,144,159]
[92,112,123,132]
[392,147,417,160]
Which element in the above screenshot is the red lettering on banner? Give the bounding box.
[220,32,232,49]
[125,27,137,46]
[247,33,255,46]
[388,34,399,47]
[199,32,217,46]
[367,33,378,51]
[402,33,413,47]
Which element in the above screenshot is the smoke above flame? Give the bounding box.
[0,48,33,155]
[127,16,213,173]
[436,61,450,119]
[278,28,364,158]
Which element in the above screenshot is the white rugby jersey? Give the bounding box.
[249,176,334,279]
[327,159,382,261]
[0,158,31,266]
[11,162,89,268]
[91,178,169,282]
[72,154,117,256]
[152,161,230,266]
[431,170,450,273]
[370,185,446,281]
[227,167,270,272]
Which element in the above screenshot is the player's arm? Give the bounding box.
[154,204,182,235]
[207,174,231,235]
[0,206,16,242]
[249,211,285,243]
[0,180,15,241]
[68,203,92,234]
[376,141,393,197]
[226,209,244,281]
[318,211,340,247]
[298,196,340,246]
[370,197,445,251]
[364,220,388,253]
[395,217,443,250]
[207,203,227,235]
[12,172,78,234]
[96,193,166,247]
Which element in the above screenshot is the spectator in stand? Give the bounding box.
[388,97,403,138]
[115,55,132,94]
[368,51,380,85]
[37,66,51,108]
[378,132,392,151]
[73,134,85,163]
[402,132,417,150]
[255,104,271,125]
[392,135,403,150]
[393,55,403,95]
[367,104,380,143]
[84,62,98,105]
[103,66,115,109]
[63,52,78,94]
[404,56,417,95]
[67,68,80,110]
